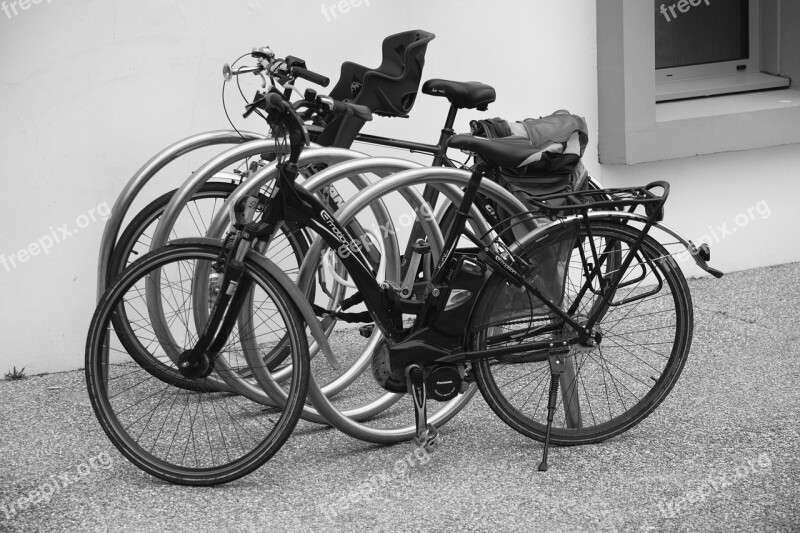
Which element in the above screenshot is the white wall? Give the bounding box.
[601,143,800,278]
[0,0,795,374]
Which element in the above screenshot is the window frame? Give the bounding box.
[654,0,789,102]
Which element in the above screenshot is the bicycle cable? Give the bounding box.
[221,53,251,142]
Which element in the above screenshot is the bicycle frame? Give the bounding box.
[253,159,671,368]
[308,100,460,168]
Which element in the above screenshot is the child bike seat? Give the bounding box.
[317,30,435,148]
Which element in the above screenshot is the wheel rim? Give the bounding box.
[471,222,692,444]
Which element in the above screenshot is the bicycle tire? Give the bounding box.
[86,243,309,485]
[470,220,693,445]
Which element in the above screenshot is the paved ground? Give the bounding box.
[1,262,798,532]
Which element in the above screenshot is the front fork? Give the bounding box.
[178,195,267,378]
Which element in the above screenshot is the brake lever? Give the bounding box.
[243,91,268,118]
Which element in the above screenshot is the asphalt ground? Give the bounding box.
[1,262,798,532]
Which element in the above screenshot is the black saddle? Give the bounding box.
[447,135,546,168]
[422,79,496,110]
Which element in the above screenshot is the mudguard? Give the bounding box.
[510,211,724,278]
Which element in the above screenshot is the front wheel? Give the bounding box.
[107,182,309,390]
[470,221,693,445]
[86,243,309,485]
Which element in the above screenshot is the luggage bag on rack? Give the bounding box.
[470,110,589,214]
[469,111,590,315]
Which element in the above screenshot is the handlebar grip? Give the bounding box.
[293,67,330,88]
[332,100,373,122]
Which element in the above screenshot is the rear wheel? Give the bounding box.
[86,244,309,485]
[471,221,693,445]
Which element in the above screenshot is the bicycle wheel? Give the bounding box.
[108,182,308,390]
[86,243,309,485]
[470,220,693,445]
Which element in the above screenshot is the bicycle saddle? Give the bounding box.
[448,134,548,168]
[422,79,496,110]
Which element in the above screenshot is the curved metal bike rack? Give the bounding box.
[97,130,270,298]
[201,157,441,421]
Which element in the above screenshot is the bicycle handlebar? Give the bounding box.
[263,92,310,161]
[222,48,329,88]
[292,66,330,88]
[223,64,262,81]
[318,96,373,122]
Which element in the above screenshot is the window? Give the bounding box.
[596,0,800,164]
[654,0,789,102]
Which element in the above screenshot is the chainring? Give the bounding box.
[371,340,407,393]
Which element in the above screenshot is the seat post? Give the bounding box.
[431,103,459,168]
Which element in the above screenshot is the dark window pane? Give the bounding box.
[655,0,749,69]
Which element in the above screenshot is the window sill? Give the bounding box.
[628,89,800,163]
[655,72,790,102]
[656,88,800,120]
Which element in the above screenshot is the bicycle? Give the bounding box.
[99,40,508,409]
[87,91,723,484]
[99,34,660,452]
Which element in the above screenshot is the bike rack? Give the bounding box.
[203,157,442,423]
[250,166,530,443]
[102,134,581,444]
[96,130,267,298]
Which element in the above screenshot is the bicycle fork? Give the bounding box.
[177,232,254,379]
[178,195,268,379]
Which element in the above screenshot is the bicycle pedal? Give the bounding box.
[413,424,441,452]
[359,324,375,338]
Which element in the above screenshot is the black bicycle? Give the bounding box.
[87,91,721,485]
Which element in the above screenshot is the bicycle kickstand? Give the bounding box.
[538,342,569,472]
[406,364,441,452]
